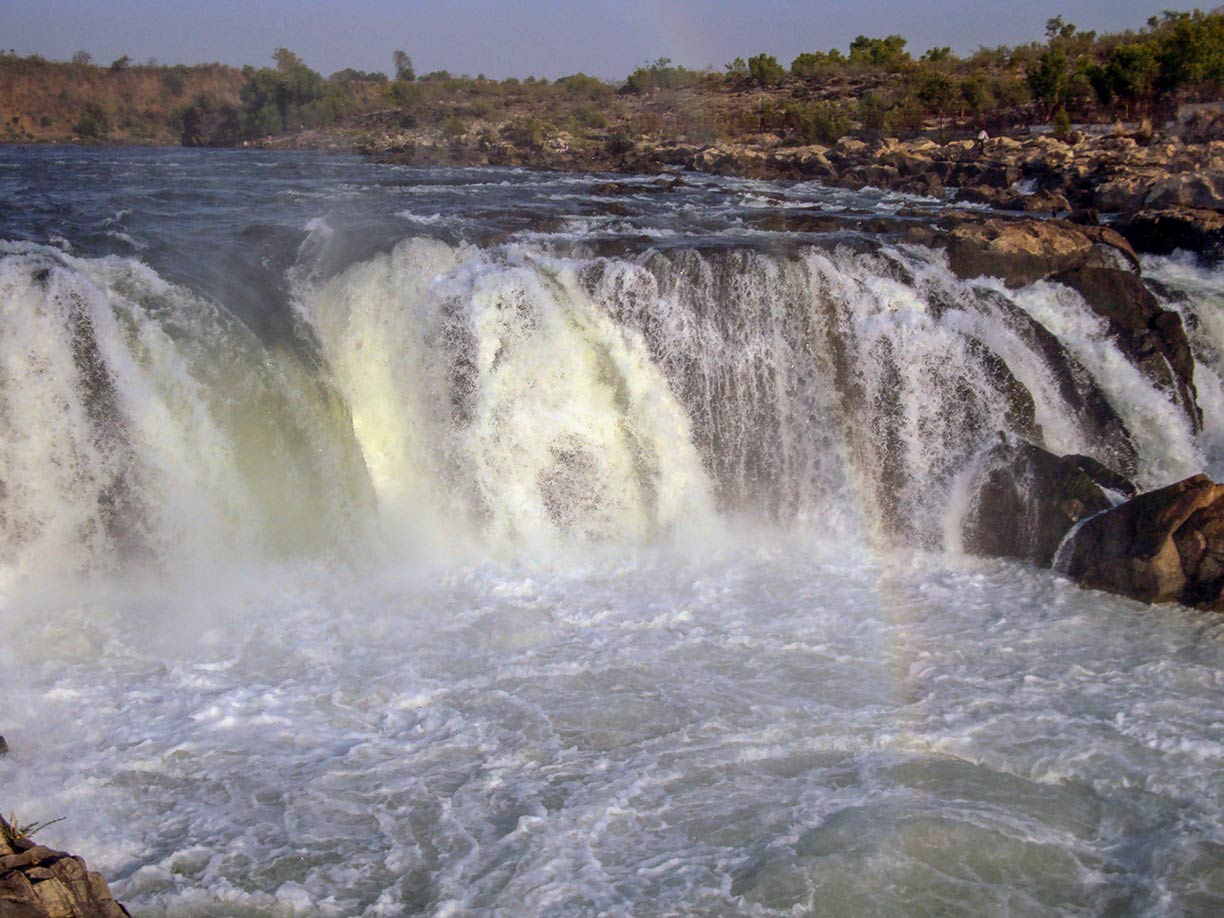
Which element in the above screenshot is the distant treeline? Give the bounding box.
[2,9,1223,148]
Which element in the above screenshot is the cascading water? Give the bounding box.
[2,148,1223,917]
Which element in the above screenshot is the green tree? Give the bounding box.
[1155,11,1224,92]
[848,35,910,68]
[1026,47,1069,118]
[273,47,304,71]
[240,50,324,134]
[392,50,415,82]
[1089,42,1158,115]
[915,67,954,128]
[747,53,786,85]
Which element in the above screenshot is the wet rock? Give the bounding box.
[1052,267,1201,432]
[1075,225,1141,272]
[1062,474,1224,608]
[955,185,1021,209]
[591,181,635,196]
[939,218,1112,287]
[1120,208,1224,264]
[1018,190,1072,213]
[972,289,1138,476]
[0,815,129,917]
[1065,454,1138,498]
[962,439,1114,567]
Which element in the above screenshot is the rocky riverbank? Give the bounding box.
[344,115,1224,241]
[0,813,128,917]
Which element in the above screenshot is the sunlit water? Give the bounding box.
[2,146,1224,916]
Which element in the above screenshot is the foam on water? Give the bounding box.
[3,541,1223,916]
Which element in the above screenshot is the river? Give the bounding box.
[1,145,1222,916]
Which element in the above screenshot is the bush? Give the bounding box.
[556,72,609,98]
[1053,107,1072,140]
[503,116,551,149]
[798,102,851,144]
[848,35,910,68]
[73,102,109,138]
[571,104,607,129]
[388,79,422,108]
[747,53,786,86]
[622,58,703,93]
[162,65,189,97]
[791,50,844,77]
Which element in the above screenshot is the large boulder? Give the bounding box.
[1052,267,1201,432]
[1061,474,1224,609]
[1120,208,1224,264]
[962,440,1116,567]
[0,815,128,917]
[933,217,1135,287]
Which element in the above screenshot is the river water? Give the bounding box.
[1,146,1223,916]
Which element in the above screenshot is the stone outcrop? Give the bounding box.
[352,120,1224,231]
[1120,208,1224,264]
[901,216,1140,288]
[1052,266,1201,431]
[929,218,1121,287]
[962,440,1116,567]
[1061,475,1224,609]
[962,444,1224,613]
[0,815,128,918]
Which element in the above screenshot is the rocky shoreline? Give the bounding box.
[347,116,1224,240]
[0,813,128,917]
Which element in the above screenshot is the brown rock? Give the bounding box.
[1019,190,1072,213]
[0,816,128,918]
[941,218,1099,287]
[962,440,1114,567]
[1066,454,1138,498]
[1062,475,1224,606]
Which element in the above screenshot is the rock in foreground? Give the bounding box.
[961,440,1115,568]
[0,815,128,918]
[1061,474,1224,610]
[962,441,1224,612]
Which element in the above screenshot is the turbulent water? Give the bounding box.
[2,146,1224,916]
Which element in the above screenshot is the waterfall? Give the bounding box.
[0,235,1214,574]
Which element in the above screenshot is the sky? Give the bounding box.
[0,1,1203,80]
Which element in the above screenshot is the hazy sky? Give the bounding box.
[0,1,1198,80]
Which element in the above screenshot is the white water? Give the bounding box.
[3,228,1224,915]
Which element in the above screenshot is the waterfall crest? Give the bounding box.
[2,236,1218,574]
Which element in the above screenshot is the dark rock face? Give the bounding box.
[1120,208,1224,264]
[1061,475,1224,608]
[1052,267,1201,432]
[0,816,128,918]
[1066,454,1138,498]
[962,440,1115,567]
